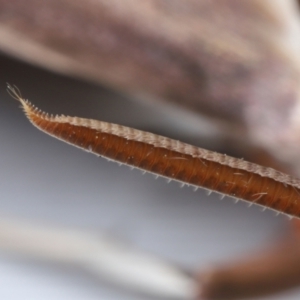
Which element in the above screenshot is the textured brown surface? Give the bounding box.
[12,88,300,219]
[1,0,300,173]
[0,0,295,121]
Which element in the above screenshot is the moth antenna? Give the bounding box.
[10,86,300,219]
[6,83,23,101]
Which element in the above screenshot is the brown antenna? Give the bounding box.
[9,88,300,218]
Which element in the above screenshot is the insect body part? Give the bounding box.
[8,84,300,218]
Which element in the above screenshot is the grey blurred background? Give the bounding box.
[0,52,297,300]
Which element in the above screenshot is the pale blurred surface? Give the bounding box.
[0,54,299,300]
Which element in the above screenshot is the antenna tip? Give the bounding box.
[6,83,22,101]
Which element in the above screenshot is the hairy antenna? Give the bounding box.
[10,86,300,218]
